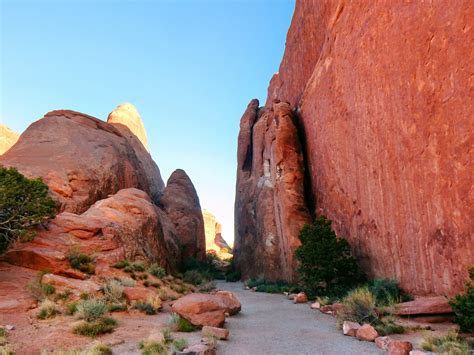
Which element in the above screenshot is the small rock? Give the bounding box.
[388,340,413,355]
[5,325,14,331]
[245,286,250,290]
[310,301,321,309]
[356,324,378,342]
[202,326,229,340]
[375,336,392,350]
[288,293,297,300]
[182,343,216,355]
[342,321,360,336]
[409,350,427,355]
[293,292,308,304]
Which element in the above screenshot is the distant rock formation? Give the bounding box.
[235,0,474,295]
[234,100,311,282]
[160,169,206,262]
[0,124,19,155]
[0,110,164,214]
[202,209,231,256]
[108,103,149,151]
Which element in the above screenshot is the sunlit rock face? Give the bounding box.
[108,103,149,151]
[234,100,311,282]
[0,124,19,155]
[202,209,232,256]
[0,110,164,214]
[236,0,474,295]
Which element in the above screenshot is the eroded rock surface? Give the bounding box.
[234,100,311,282]
[0,124,19,155]
[236,0,474,295]
[108,102,149,151]
[160,169,206,261]
[0,110,164,214]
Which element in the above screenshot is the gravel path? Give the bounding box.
[216,281,383,355]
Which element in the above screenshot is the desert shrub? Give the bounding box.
[54,289,72,301]
[0,327,6,345]
[148,264,166,278]
[65,301,78,315]
[422,330,470,354]
[0,345,13,355]
[102,279,124,303]
[225,270,241,282]
[295,217,365,297]
[117,277,136,287]
[197,281,216,293]
[368,279,406,305]
[336,287,379,328]
[68,252,95,274]
[107,303,127,312]
[0,166,57,253]
[27,272,51,300]
[88,343,112,355]
[449,267,474,333]
[374,317,405,336]
[139,340,169,355]
[73,317,117,337]
[42,283,56,295]
[76,299,107,322]
[132,302,156,315]
[124,261,145,273]
[255,284,282,294]
[183,270,205,285]
[172,338,188,352]
[80,292,90,300]
[113,259,130,269]
[37,299,59,319]
[161,327,173,344]
[245,278,265,288]
[167,313,196,332]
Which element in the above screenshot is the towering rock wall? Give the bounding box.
[0,124,19,155]
[234,100,311,282]
[202,209,231,255]
[235,0,473,295]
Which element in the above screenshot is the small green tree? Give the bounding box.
[0,166,56,253]
[295,216,365,297]
[449,267,474,332]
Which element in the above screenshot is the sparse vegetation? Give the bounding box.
[102,279,124,304]
[139,340,169,355]
[54,289,72,301]
[37,299,59,319]
[295,216,365,298]
[148,263,166,278]
[449,266,474,333]
[172,338,188,352]
[336,287,378,328]
[132,301,156,315]
[106,303,127,312]
[374,317,405,336]
[422,330,470,354]
[27,271,54,300]
[117,277,136,287]
[183,269,206,286]
[65,301,79,315]
[124,261,145,273]
[113,259,130,269]
[76,299,107,322]
[73,317,117,337]
[0,166,56,253]
[167,313,196,332]
[68,252,95,274]
[368,278,409,305]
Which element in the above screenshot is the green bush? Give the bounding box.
[73,317,117,337]
[0,166,56,253]
[295,217,365,297]
[124,261,145,273]
[68,252,95,274]
[183,270,206,285]
[225,270,241,282]
[148,263,166,278]
[449,267,474,332]
[76,299,107,322]
[167,313,196,332]
[368,278,410,305]
[113,259,130,269]
[65,301,78,315]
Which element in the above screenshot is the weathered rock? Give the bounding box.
[4,188,169,275]
[202,325,229,340]
[356,324,378,342]
[320,303,343,316]
[213,291,241,315]
[181,343,216,355]
[310,301,320,309]
[342,321,360,337]
[202,209,232,256]
[107,103,148,151]
[388,340,413,355]
[234,100,311,282]
[293,292,308,304]
[375,336,392,350]
[396,296,452,315]
[41,274,101,294]
[0,124,19,155]
[160,169,206,261]
[123,287,157,303]
[171,293,227,328]
[0,110,164,214]
[253,0,474,296]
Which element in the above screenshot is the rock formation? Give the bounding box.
[0,124,19,155]
[202,209,231,255]
[107,102,149,151]
[0,110,164,214]
[234,100,311,282]
[235,0,474,295]
[160,169,206,262]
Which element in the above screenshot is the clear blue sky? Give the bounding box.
[0,0,295,244]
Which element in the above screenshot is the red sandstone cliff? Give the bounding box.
[235,0,474,295]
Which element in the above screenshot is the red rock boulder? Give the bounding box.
[388,341,413,355]
[171,293,226,328]
[356,324,378,342]
[213,291,241,315]
[395,296,452,316]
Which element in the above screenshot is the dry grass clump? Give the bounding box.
[336,287,378,328]
[421,330,470,354]
[102,280,124,303]
[73,317,117,338]
[37,299,59,319]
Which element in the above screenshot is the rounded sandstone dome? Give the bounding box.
[107,102,149,151]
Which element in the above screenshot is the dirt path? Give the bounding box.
[216,281,382,355]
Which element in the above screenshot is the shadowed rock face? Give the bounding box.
[0,110,165,214]
[234,100,311,282]
[160,169,206,262]
[0,124,19,155]
[236,0,474,295]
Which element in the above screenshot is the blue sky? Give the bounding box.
[0,0,295,244]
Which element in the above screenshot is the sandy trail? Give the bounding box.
[216,281,382,355]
